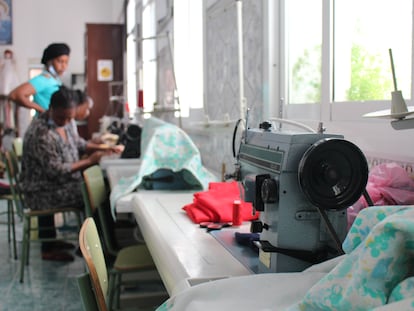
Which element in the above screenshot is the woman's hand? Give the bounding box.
[86,142,124,155]
[109,144,125,154]
[88,150,107,164]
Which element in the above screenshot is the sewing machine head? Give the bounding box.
[238,122,368,273]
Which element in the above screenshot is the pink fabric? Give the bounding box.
[182,181,259,224]
[347,162,414,228]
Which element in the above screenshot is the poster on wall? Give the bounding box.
[0,0,12,44]
[97,59,113,81]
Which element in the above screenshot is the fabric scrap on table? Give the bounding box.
[182,181,259,223]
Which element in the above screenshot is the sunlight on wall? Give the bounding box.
[174,0,203,117]
[126,1,137,115]
[142,0,157,112]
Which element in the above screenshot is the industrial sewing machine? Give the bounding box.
[236,121,369,273]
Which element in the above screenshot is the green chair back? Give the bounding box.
[83,165,107,215]
[3,150,24,217]
[82,165,119,257]
[12,137,23,159]
[81,181,94,218]
[79,217,109,311]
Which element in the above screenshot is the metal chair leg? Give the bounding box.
[7,204,10,243]
[26,215,33,265]
[20,215,30,283]
[8,200,17,259]
[115,273,122,310]
[108,271,124,311]
[108,272,115,310]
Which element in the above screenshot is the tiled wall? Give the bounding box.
[204,0,264,126]
[186,126,236,179]
[185,0,265,175]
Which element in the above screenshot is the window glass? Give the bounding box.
[334,0,412,101]
[287,0,322,104]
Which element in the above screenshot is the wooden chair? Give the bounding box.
[82,165,139,257]
[3,150,82,283]
[79,217,165,311]
[0,162,17,259]
[79,218,109,311]
[12,137,22,160]
[81,165,167,309]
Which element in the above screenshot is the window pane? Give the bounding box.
[334,0,412,102]
[287,0,322,104]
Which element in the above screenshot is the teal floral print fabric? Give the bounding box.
[289,205,414,311]
[110,117,217,216]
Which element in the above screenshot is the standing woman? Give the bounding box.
[9,42,70,114]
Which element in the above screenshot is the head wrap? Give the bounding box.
[41,43,70,65]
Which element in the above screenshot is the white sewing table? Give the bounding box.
[102,158,141,213]
[105,163,254,295]
[129,191,253,295]
[99,156,141,171]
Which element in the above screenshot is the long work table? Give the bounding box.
[129,190,254,296]
[104,161,255,296]
[103,160,141,213]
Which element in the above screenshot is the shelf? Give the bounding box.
[109,95,124,102]
[140,108,180,114]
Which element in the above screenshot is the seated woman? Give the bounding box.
[72,88,93,122]
[20,85,123,261]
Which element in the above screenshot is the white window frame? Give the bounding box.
[276,0,414,125]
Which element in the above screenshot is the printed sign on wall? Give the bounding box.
[97,59,113,81]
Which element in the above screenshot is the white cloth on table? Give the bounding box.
[110,117,217,217]
[155,257,343,311]
[157,205,414,311]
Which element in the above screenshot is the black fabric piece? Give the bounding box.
[120,124,142,159]
[234,232,260,254]
[141,168,202,191]
[39,215,57,252]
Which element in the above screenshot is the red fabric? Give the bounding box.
[182,181,259,224]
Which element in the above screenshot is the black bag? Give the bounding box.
[120,124,141,159]
[141,168,202,190]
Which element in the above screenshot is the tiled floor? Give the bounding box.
[0,204,84,311]
[0,201,168,311]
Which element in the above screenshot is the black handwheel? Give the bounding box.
[298,138,369,210]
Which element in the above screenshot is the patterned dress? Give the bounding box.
[20,113,87,211]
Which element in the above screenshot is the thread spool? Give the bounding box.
[233,200,242,226]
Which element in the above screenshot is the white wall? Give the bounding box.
[3,0,124,84]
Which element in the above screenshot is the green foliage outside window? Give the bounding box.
[346,44,392,101]
[291,46,321,103]
[290,44,393,103]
